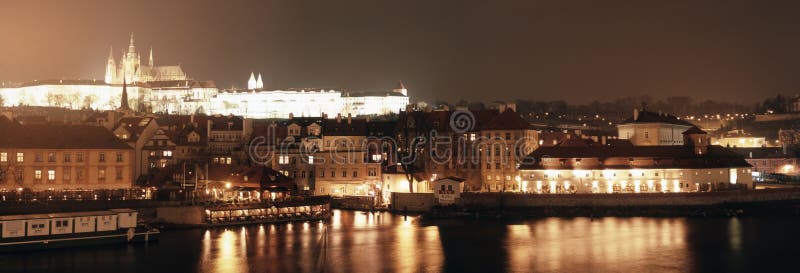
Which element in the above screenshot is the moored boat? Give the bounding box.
[0,208,159,252]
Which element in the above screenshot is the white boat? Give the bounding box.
[0,208,159,252]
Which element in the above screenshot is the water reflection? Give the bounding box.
[2,211,800,273]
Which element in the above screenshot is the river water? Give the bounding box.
[2,210,798,273]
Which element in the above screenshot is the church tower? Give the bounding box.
[248,72,257,90]
[119,78,131,111]
[105,46,116,84]
[256,73,264,89]
[122,33,141,83]
[148,47,154,67]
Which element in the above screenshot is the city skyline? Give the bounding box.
[4,0,800,104]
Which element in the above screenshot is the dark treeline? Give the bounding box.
[439,96,755,121]
[757,94,800,114]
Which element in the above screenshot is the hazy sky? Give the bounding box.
[1,0,800,103]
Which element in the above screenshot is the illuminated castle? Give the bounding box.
[105,34,187,84]
[0,36,409,118]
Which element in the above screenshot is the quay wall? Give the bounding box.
[391,192,436,212]
[458,189,800,208]
[156,206,204,226]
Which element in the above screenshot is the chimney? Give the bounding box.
[633,108,640,121]
[289,112,294,120]
[347,113,352,124]
[336,113,342,123]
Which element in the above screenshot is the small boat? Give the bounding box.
[0,208,159,252]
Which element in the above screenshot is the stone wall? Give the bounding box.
[391,192,435,212]
[155,206,204,225]
[459,189,800,208]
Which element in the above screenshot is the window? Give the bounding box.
[487,175,492,181]
[278,155,289,164]
[99,153,106,163]
[644,131,649,138]
[34,169,42,180]
[308,156,314,164]
[320,169,325,177]
[35,153,43,162]
[63,168,71,180]
[301,171,306,178]
[0,152,6,162]
[162,151,172,157]
[16,152,24,162]
[47,169,55,181]
[342,170,347,178]
[76,168,85,180]
[505,132,511,140]
[76,153,84,162]
[331,170,335,178]
[115,167,123,180]
[353,171,358,178]
[368,168,377,176]
[64,153,71,162]
[47,152,56,162]
[98,169,106,180]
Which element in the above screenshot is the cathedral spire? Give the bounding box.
[248,72,257,90]
[256,73,263,89]
[128,33,136,53]
[149,47,154,67]
[108,46,115,61]
[119,78,131,111]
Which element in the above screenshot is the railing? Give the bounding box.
[0,188,154,202]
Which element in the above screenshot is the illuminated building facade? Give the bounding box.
[519,127,754,193]
[105,34,187,84]
[0,116,134,191]
[617,108,694,146]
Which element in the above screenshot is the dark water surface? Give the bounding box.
[2,210,799,273]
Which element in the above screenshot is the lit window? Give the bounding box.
[98,169,106,180]
[47,170,55,181]
[34,169,42,180]
[0,152,6,162]
[279,155,289,164]
[163,150,172,157]
[308,156,314,164]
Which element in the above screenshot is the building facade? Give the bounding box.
[0,117,134,191]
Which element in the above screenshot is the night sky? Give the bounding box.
[2,0,800,103]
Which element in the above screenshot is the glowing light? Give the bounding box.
[572,170,589,178]
[673,180,681,193]
[549,181,556,194]
[634,180,641,193]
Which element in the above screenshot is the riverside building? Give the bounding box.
[518,109,754,194]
